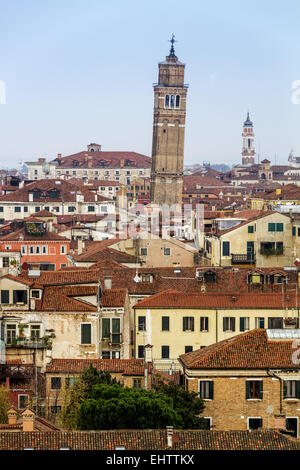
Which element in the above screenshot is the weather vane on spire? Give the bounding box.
[169,34,177,57]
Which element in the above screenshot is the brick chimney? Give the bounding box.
[7,407,17,425]
[166,426,174,448]
[21,408,35,432]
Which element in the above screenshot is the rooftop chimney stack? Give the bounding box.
[166,426,174,448]
[7,407,17,425]
[21,408,35,432]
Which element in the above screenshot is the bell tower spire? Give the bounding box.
[150,37,188,207]
[241,112,255,166]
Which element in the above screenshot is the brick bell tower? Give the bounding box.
[150,35,188,207]
[242,112,255,166]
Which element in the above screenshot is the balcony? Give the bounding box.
[101,333,122,345]
[231,254,255,265]
[6,338,50,349]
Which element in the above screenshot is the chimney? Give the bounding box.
[166,426,174,448]
[104,277,112,290]
[144,344,153,363]
[120,159,125,168]
[21,408,35,432]
[57,153,62,160]
[38,158,46,164]
[7,407,17,425]
[77,238,84,255]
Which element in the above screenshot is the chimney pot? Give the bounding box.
[21,407,35,432]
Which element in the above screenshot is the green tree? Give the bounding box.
[153,378,206,429]
[0,385,10,424]
[78,383,183,430]
[60,366,119,429]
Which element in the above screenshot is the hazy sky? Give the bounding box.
[1,0,300,168]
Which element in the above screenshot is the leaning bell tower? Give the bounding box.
[150,35,188,207]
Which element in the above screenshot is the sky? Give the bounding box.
[1,0,300,168]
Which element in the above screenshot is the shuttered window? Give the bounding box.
[81,324,91,344]
[246,380,263,399]
[199,380,214,399]
[1,290,9,304]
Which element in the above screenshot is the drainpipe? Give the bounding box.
[267,370,283,414]
[216,310,218,343]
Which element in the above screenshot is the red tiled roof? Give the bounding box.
[180,329,300,369]
[46,358,146,375]
[134,289,299,309]
[0,179,109,203]
[0,429,298,450]
[51,151,151,169]
[0,227,69,242]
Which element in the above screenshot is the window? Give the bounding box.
[248,418,263,430]
[21,245,27,255]
[31,290,40,299]
[81,323,92,344]
[88,206,95,212]
[199,380,214,400]
[268,222,284,232]
[268,223,275,232]
[29,246,34,254]
[1,290,9,304]
[65,377,77,388]
[165,94,170,107]
[223,317,235,332]
[6,324,16,345]
[246,380,263,400]
[200,317,209,332]
[268,317,283,329]
[101,206,107,213]
[50,406,61,415]
[255,317,265,329]
[2,257,9,268]
[0,207,3,212]
[24,206,28,212]
[138,316,146,331]
[183,317,194,331]
[248,225,254,233]
[163,247,171,256]
[18,394,29,410]
[175,95,180,108]
[13,290,27,304]
[240,317,250,332]
[60,245,67,254]
[101,318,121,343]
[68,206,75,212]
[42,246,48,254]
[222,241,230,256]
[202,418,212,430]
[51,377,61,390]
[138,345,144,359]
[161,346,170,359]
[30,325,41,340]
[133,378,142,389]
[293,226,296,236]
[283,380,300,399]
[170,95,175,107]
[185,346,193,353]
[140,248,148,256]
[35,246,40,254]
[14,207,21,213]
[35,207,40,212]
[162,316,170,331]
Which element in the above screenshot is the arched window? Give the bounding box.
[175,95,180,108]
[248,139,251,149]
[165,95,170,108]
[170,95,175,108]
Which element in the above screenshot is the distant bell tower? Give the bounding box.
[242,112,255,166]
[150,35,188,207]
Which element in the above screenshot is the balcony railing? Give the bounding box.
[6,338,50,349]
[231,254,256,265]
[101,333,122,345]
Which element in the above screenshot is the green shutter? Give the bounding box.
[222,241,230,256]
[293,227,296,236]
[296,381,300,399]
[268,223,275,232]
[246,381,250,399]
[112,318,120,334]
[81,324,91,344]
[209,381,214,399]
[102,318,110,339]
[240,318,245,332]
[276,223,284,232]
[248,226,254,233]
